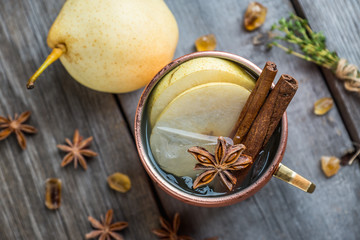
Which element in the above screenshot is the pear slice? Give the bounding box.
[150,82,250,177]
[148,57,255,128]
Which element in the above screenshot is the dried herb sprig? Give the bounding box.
[269,13,360,92]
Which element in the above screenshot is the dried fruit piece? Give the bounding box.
[45,178,62,210]
[321,156,340,177]
[314,97,333,115]
[195,34,216,51]
[244,2,267,31]
[107,172,131,193]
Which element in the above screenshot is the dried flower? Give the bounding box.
[152,213,192,240]
[0,111,37,149]
[188,137,252,191]
[86,209,128,240]
[57,129,97,170]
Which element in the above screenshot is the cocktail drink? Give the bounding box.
[145,56,280,195]
[135,51,315,207]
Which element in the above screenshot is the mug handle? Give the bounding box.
[273,163,316,193]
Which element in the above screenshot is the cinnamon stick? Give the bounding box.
[232,61,277,144]
[242,74,298,158]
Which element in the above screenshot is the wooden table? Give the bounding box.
[1,0,359,239]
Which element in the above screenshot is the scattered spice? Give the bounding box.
[244,2,267,31]
[241,74,298,158]
[321,156,341,177]
[252,31,276,46]
[341,149,360,165]
[152,213,192,240]
[57,129,97,170]
[269,14,360,92]
[86,209,128,240]
[188,137,253,191]
[107,172,131,193]
[231,61,277,143]
[195,34,216,51]
[0,111,37,149]
[314,97,333,115]
[45,178,62,210]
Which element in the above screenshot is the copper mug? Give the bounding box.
[135,51,315,207]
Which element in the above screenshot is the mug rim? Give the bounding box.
[135,51,288,207]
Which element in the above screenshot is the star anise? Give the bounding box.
[152,213,193,240]
[188,136,253,191]
[57,129,97,170]
[0,111,37,149]
[86,209,128,240]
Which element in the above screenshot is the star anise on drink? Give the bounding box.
[85,209,128,240]
[188,136,253,191]
[152,213,193,240]
[57,129,97,170]
[0,111,37,150]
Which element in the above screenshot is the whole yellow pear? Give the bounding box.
[28,0,178,93]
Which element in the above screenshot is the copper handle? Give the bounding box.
[273,163,316,193]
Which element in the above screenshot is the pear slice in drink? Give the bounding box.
[150,82,250,177]
[148,57,255,128]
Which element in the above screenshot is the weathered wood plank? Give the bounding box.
[119,0,358,239]
[294,0,360,144]
[0,0,160,239]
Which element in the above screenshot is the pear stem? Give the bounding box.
[27,45,65,89]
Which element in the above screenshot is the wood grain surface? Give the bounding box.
[294,0,360,144]
[0,0,160,239]
[1,0,359,239]
[121,0,358,239]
